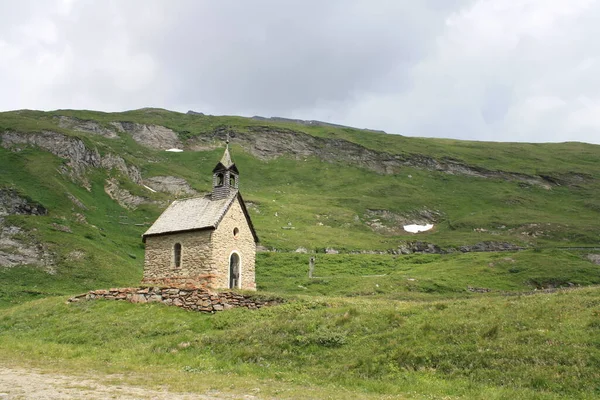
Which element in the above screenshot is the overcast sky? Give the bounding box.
[1,0,600,144]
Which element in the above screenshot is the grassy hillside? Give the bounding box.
[1,108,599,301]
[1,108,600,397]
[0,139,153,305]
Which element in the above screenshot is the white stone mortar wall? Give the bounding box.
[210,197,256,290]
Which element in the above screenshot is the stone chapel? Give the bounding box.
[141,143,258,290]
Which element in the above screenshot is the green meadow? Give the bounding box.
[1,284,599,399]
[1,108,600,398]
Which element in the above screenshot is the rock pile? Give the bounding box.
[68,287,282,313]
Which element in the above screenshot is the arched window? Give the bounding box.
[230,175,236,187]
[216,173,224,186]
[173,243,182,268]
[229,252,240,289]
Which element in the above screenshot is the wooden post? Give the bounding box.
[309,256,315,278]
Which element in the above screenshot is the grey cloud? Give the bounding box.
[0,0,599,144]
[149,1,463,114]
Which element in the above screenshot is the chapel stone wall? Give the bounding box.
[211,197,256,290]
[143,230,214,286]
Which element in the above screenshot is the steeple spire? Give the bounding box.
[211,134,239,200]
[219,145,234,169]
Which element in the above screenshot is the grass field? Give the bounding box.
[1,286,599,399]
[257,250,600,297]
[1,108,600,398]
[2,249,600,398]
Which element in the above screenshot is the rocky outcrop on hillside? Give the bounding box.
[1,131,142,189]
[4,119,571,191]
[0,189,47,217]
[288,241,524,255]
[57,116,183,150]
[112,122,182,150]
[0,130,167,210]
[2,130,100,183]
[56,118,182,150]
[456,241,523,253]
[587,254,600,265]
[0,190,54,269]
[364,208,442,235]
[143,176,197,196]
[0,224,54,270]
[104,178,158,210]
[100,153,143,183]
[57,116,119,139]
[197,126,556,188]
[66,192,88,210]
[394,241,523,255]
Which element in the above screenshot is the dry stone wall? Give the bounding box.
[68,287,281,313]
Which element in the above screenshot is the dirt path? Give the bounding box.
[0,366,254,400]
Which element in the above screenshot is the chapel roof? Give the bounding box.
[220,146,234,168]
[142,190,258,242]
[212,146,239,173]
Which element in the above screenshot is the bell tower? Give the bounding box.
[212,135,239,200]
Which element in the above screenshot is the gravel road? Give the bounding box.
[0,366,255,400]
